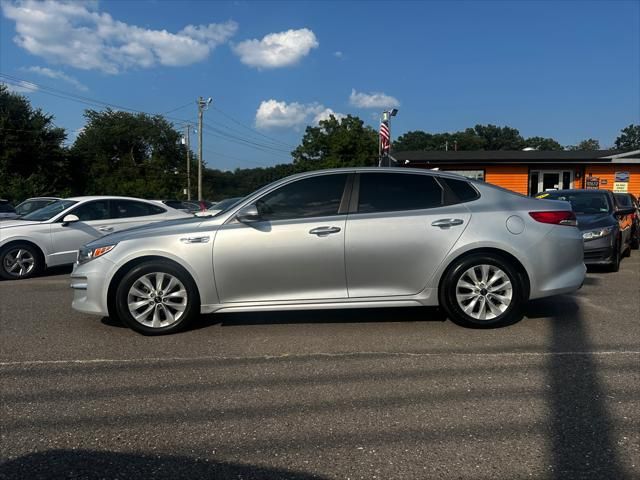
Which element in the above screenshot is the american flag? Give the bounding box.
[379,120,390,153]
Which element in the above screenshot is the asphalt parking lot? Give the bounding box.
[1,255,639,479]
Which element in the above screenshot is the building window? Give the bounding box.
[444,170,485,181]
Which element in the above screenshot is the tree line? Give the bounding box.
[1,84,639,202]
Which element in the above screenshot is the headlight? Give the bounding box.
[582,227,613,241]
[77,244,117,264]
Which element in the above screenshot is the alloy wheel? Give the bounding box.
[127,272,188,328]
[2,248,35,278]
[455,264,513,321]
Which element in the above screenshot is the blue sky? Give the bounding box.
[1,0,639,170]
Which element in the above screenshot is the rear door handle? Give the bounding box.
[98,226,114,232]
[431,218,464,228]
[309,226,341,236]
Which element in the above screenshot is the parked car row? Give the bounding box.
[536,190,639,271]
[0,196,192,280]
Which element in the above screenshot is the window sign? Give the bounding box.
[585,177,599,189]
[613,182,629,193]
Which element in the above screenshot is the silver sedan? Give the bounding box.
[71,168,586,334]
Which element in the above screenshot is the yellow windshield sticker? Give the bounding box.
[537,193,550,198]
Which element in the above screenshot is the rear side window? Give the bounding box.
[112,200,166,218]
[441,178,480,203]
[357,173,443,213]
[256,174,348,221]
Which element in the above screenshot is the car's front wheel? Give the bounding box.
[0,243,42,280]
[115,261,200,335]
[440,254,527,328]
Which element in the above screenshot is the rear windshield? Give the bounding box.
[540,191,612,214]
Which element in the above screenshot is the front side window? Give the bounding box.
[112,200,165,218]
[71,200,111,221]
[256,174,348,221]
[357,173,443,213]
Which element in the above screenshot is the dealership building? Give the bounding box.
[392,150,640,197]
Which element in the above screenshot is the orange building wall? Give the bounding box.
[583,165,640,197]
[484,165,529,195]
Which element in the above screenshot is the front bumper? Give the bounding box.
[70,257,114,317]
[583,235,615,265]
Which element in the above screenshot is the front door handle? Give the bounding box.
[309,226,341,236]
[98,226,114,232]
[431,218,464,228]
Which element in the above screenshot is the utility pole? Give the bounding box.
[197,96,212,201]
[184,124,191,200]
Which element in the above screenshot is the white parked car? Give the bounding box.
[0,196,191,280]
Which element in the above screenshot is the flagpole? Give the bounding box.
[378,111,382,167]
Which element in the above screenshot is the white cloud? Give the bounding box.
[313,108,346,124]
[25,66,88,91]
[2,80,38,93]
[1,0,238,74]
[334,51,343,58]
[232,28,318,69]
[255,99,344,130]
[349,88,400,109]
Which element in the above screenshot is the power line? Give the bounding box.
[212,105,297,149]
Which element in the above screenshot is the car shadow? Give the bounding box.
[0,449,328,480]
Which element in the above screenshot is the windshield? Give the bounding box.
[15,199,57,216]
[211,197,243,214]
[540,191,612,215]
[21,200,78,221]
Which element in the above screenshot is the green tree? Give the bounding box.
[472,124,525,150]
[70,109,188,198]
[291,115,378,168]
[614,124,640,151]
[0,84,69,201]
[567,138,601,151]
[523,136,564,151]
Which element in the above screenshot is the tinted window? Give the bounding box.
[358,173,443,213]
[256,174,347,221]
[442,178,480,203]
[0,202,14,213]
[15,199,55,216]
[112,200,165,218]
[72,200,111,221]
[164,201,184,209]
[614,194,632,208]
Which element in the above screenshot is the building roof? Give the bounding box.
[391,149,640,165]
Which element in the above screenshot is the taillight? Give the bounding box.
[529,211,577,226]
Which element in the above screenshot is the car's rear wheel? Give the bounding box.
[115,261,199,335]
[440,254,526,328]
[0,243,42,280]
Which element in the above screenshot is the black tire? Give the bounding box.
[114,260,200,335]
[607,241,621,272]
[0,242,43,280]
[631,233,639,250]
[439,253,527,328]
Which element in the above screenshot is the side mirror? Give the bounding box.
[62,214,80,226]
[616,207,634,216]
[235,204,260,223]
